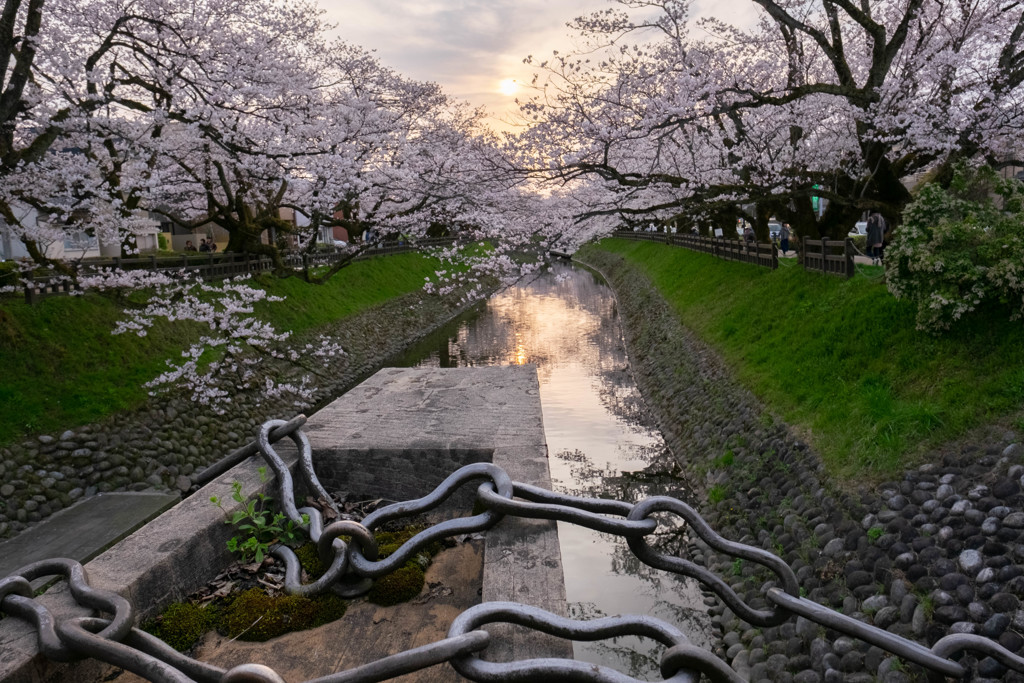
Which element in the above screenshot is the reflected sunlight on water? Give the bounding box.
[391,263,713,679]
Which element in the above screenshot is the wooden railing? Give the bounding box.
[610,230,856,279]
[801,237,854,279]
[18,236,460,304]
[612,230,778,270]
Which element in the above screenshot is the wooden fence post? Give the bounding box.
[844,238,855,278]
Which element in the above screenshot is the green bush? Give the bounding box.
[143,602,218,651]
[887,166,1024,332]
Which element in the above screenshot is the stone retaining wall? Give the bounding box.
[579,247,1024,682]
[0,287,483,540]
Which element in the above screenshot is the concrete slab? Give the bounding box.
[306,366,571,662]
[304,366,548,450]
[0,492,180,584]
[0,448,298,683]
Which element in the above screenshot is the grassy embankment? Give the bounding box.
[586,238,1024,482]
[0,253,442,446]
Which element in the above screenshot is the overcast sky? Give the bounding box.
[319,0,755,131]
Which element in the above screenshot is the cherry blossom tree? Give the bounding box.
[519,0,1024,241]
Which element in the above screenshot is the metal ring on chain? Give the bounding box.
[626,496,799,627]
[55,616,208,682]
[512,482,636,516]
[304,630,490,683]
[930,632,1024,674]
[348,463,513,577]
[659,643,746,683]
[273,540,351,597]
[448,602,700,683]
[318,520,379,569]
[476,482,658,537]
[257,418,337,525]
[0,559,134,662]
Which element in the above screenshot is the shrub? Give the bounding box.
[887,165,1024,332]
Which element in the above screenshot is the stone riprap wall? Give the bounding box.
[0,288,480,540]
[579,247,1024,683]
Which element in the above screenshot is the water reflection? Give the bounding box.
[393,263,712,679]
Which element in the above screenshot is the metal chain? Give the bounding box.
[4,417,1024,682]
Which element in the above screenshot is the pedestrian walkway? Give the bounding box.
[777,250,882,267]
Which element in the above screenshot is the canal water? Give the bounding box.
[392,262,713,678]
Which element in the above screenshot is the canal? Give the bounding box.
[392,262,713,678]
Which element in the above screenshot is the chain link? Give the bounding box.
[4,417,1024,681]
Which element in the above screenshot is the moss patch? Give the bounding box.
[295,542,327,580]
[367,564,426,606]
[143,602,219,652]
[365,525,446,606]
[221,588,348,642]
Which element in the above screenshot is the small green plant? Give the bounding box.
[210,467,308,563]
[916,591,935,620]
[708,485,727,504]
[713,450,735,468]
[731,558,744,576]
[867,526,884,542]
[889,657,908,673]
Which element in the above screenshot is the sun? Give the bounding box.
[498,78,519,96]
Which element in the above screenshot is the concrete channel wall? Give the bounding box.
[0,366,570,681]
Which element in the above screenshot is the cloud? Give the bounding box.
[319,0,759,128]
[322,1,600,110]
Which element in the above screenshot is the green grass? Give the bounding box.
[585,238,1024,481]
[0,253,441,446]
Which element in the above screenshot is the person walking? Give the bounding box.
[866,212,886,265]
[779,223,791,256]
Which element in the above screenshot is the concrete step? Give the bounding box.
[0,491,180,583]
